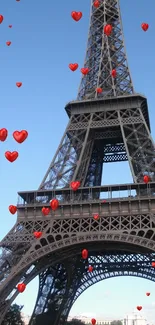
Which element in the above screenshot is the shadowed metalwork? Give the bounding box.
[0,0,155,324]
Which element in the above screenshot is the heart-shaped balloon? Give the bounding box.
[96,87,102,93]
[93,0,100,8]
[33,231,42,239]
[137,306,142,311]
[91,319,96,325]
[50,199,59,211]
[143,175,150,184]
[70,181,80,191]
[42,207,50,216]
[8,25,12,28]
[13,130,28,143]
[111,69,117,77]
[0,128,8,141]
[17,283,26,293]
[16,82,22,87]
[71,11,82,22]
[141,23,149,31]
[6,41,11,46]
[9,205,17,214]
[81,68,89,75]
[82,249,88,259]
[0,15,4,24]
[5,151,18,162]
[69,63,78,71]
[104,24,112,36]
[93,213,99,220]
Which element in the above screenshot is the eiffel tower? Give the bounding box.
[1,0,155,324]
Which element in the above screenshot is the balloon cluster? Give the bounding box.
[0,6,22,86]
[0,129,28,162]
[0,4,26,162]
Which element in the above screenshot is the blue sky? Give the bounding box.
[0,0,155,323]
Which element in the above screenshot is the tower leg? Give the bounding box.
[29,258,85,325]
[118,106,155,182]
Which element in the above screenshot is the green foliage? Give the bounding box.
[111,321,123,325]
[66,319,85,325]
[2,304,24,325]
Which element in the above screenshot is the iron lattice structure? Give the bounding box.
[77,0,134,100]
[0,0,155,324]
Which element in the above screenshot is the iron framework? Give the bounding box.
[77,0,134,100]
[0,0,155,324]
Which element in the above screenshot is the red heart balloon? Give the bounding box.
[17,283,26,293]
[9,205,17,214]
[111,69,117,78]
[6,41,11,46]
[81,249,88,259]
[69,63,78,71]
[5,151,18,162]
[104,24,112,36]
[81,68,89,75]
[141,23,149,32]
[93,0,100,8]
[0,15,4,24]
[146,292,150,296]
[91,319,96,325]
[13,130,28,143]
[50,199,59,211]
[143,175,150,184]
[42,207,50,216]
[0,128,8,141]
[88,265,93,272]
[70,181,80,191]
[71,11,82,22]
[152,262,155,267]
[137,306,142,311]
[33,231,42,239]
[96,87,102,93]
[16,82,22,87]
[8,25,12,28]
[93,213,99,220]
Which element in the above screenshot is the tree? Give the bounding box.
[2,304,24,325]
[66,319,85,325]
[111,321,123,325]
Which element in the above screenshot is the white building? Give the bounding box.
[123,313,147,325]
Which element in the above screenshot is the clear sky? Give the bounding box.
[0,0,155,323]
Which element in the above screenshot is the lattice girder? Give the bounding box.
[1,191,155,311]
[0,248,155,324]
[29,252,155,325]
[72,252,155,304]
[77,0,134,100]
[39,94,154,190]
[39,118,88,190]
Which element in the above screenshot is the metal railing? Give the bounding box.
[17,182,155,206]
